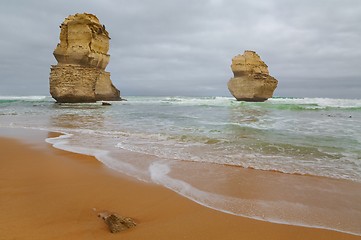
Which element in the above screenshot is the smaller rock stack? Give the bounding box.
[49,13,121,103]
[227,50,278,102]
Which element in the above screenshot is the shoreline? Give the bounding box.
[0,128,360,239]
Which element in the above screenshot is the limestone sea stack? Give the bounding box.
[227,50,278,102]
[49,13,121,103]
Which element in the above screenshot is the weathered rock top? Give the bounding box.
[53,13,111,70]
[231,50,269,77]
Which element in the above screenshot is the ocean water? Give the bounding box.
[1,96,361,235]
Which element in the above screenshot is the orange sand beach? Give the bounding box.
[0,129,360,240]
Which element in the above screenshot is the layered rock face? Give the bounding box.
[50,13,121,103]
[227,50,278,102]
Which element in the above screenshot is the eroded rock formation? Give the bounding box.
[227,50,278,102]
[49,13,121,103]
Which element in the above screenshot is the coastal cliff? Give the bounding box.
[227,50,278,102]
[49,13,121,103]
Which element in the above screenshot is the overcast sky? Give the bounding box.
[0,0,360,98]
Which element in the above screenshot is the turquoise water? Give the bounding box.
[1,96,361,234]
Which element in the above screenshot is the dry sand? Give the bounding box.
[0,130,360,240]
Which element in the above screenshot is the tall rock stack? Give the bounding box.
[227,50,278,102]
[49,13,121,103]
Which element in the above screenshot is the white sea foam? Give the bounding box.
[269,97,361,109]
[0,95,49,101]
[95,153,150,182]
[119,96,361,109]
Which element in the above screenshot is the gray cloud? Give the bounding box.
[0,0,360,98]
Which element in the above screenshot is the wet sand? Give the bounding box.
[0,130,360,240]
